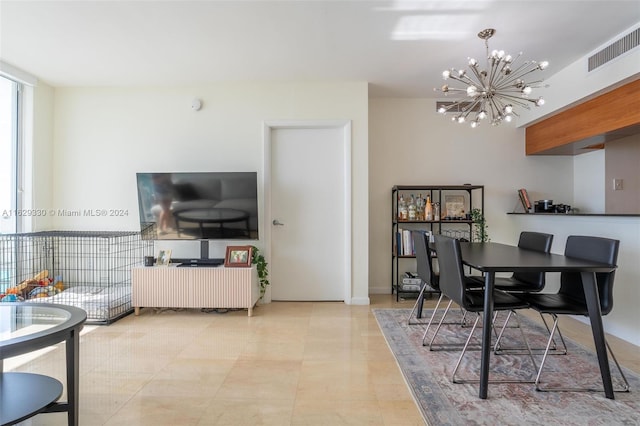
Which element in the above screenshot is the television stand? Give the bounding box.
[132,265,259,316]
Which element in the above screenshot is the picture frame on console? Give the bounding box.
[157,249,172,266]
[224,246,253,267]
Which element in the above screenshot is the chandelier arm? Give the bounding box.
[487,99,501,121]
[494,63,540,87]
[461,98,483,115]
[492,93,536,109]
[467,66,488,89]
[487,57,502,89]
[438,102,463,113]
[447,74,478,87]
[492,68,534,89]
[450,71,483,88]
[441,88,472,95]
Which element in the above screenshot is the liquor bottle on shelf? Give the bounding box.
[433,202,440,221]
[425,195,433,221]
[408,194,417,221]
[398,195,408,220]
[416,194,425,220]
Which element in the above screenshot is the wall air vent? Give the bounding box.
[588,27,640,72]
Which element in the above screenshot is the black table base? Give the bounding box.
[1,372,63,426]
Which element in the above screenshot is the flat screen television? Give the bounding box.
[136,172,259,242]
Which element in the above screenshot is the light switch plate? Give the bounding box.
[613,179,623,191]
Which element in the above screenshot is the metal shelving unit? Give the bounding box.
[391,185,484,300]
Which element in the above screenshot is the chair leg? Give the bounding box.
[423,298,475,350]
[535,314,629,393]
[494,311,568,355]
[453,311,537,384]
[422,297,451,346]
[407,283,428,325]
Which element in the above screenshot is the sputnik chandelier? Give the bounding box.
[436,28,548,127]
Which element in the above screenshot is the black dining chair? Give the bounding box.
[417,233,483,349]
[488,232,556,352]
[407,231,440,325]
[495,231,554,291]
[519,235,629,392]
[433,235,537,384]
[408,231,468,336]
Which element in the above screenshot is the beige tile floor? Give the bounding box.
[7,294,640,426]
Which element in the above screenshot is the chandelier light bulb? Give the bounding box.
[435,28,548,128]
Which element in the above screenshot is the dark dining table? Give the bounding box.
[459,242,618,400]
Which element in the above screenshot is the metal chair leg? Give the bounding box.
[534,314,630,392]
[494,311,568,355]
[453,311,537,384]
[422,297,451,346]
[407,283,428,325]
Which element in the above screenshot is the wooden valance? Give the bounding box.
[525,78,640,155]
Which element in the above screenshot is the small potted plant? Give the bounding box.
[470,208,490,242]
[251,246,270,298]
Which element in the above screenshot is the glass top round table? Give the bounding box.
[1,303,86,426]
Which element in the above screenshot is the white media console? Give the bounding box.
[132,265,260,316]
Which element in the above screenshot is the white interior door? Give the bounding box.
[268,124,348,301]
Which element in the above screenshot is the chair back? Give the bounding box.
[433,235,468,309]
[561,235,620,315]
[512,231,554,290]
[412,231,438,290]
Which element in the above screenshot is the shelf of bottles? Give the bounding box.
[391,185,484,299]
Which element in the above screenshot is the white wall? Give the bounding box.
[574,149,605,213]
[45,81,370,304]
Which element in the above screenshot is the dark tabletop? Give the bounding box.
[459,242,616,273]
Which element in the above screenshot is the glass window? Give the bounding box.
[0,76,19,234]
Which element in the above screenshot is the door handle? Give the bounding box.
[272,219,285,226]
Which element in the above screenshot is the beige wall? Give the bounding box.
[605,134,640,213]
[44,81,370,304]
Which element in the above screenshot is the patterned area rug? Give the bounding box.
[373,308,639,426]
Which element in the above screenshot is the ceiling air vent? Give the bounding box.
[588,27,640,72]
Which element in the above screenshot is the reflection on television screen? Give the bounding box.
[136,172,259,241]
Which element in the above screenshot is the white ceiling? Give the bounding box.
[1,0,639,97]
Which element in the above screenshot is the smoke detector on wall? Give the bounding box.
[191,98,202,111]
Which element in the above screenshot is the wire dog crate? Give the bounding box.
[0,231,153,324]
